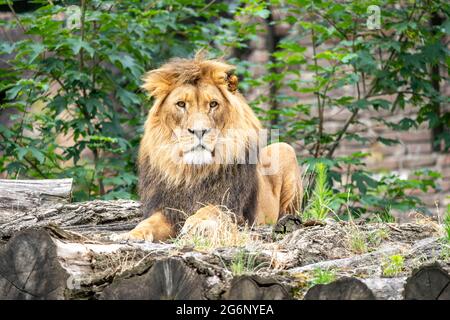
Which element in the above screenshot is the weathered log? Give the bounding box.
[0,227,295,300]
[404,263,450,300]
[226,275,291,300]
[360,277,407,300]
[0,178,73,214]
[304,277,376,300]
[304,276,406,300]
[0,184,447,301]
[100,258,204,300]
[0,227,178,299]
[0,199,142,239]
[287,244,403,275]
[288,236,442,279]
[0,228,70,299]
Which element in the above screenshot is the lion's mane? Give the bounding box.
[138,54,262,229]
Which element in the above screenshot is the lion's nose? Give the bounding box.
[188,128,210,139]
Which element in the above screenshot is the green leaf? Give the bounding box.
[5,85,21,100]
[377,137,400,146]
[116,88,140,107]
[352,171,378,194]
[63,38,95,57]
[370,99,391,110]
[28,43,45,63]
[29,147,45,164]
[17,147,28,161]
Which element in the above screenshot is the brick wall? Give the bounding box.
[243,20,449,221]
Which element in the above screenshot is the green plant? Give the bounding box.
[0,0,447,217]
[382,254,404,277]
[309,268,336,286]
[371,207,396,223]
[439,244,450,261]
[0,0,236,200]
[258,0,448,218]
[368,228,389,246]
[172,234,213,251]
[347,226,368,254]
[443,209,450,243]
[228,250,263,276]
[302,163,337,221]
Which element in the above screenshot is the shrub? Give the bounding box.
[382,254,404,277]
[302,163,337,221]
[0,0,447,216]
[443,206,450,243]
[309,268,336,286]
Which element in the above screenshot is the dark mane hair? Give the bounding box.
[139,156,258,230]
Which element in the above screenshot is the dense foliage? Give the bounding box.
[0,0,448,219]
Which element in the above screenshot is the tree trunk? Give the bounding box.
[0,227,292,300]
[404,263,450,300]
[226,275,291,300]
[0,199,142,239]
[0,179,449,300]
[304,277,407,300]
[0,178,73,215]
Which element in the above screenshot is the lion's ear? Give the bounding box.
[226,71,239,94]
[141,70,172,99]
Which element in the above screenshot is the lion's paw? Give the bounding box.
[109,229,153,243]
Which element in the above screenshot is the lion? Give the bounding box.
[114,53,302,242]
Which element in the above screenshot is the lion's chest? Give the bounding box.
[140,164,258,226]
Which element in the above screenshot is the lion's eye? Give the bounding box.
[176,101,186,108]
[209,101,218,108]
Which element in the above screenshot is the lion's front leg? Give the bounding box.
[180,205,224,239]
[111,211,175,242]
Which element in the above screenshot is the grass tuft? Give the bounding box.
[228,249,266,275]
[443,207,450,243]
[302,163,335,222]
[346,223,368,254]
[309,268,336,286]
[382,254,404,277]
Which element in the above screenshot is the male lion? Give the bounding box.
[115,54,302,242]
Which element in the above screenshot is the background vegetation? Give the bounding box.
[0,0,448,220]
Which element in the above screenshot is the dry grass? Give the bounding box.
[174,205,255,251]
[344,222,368,254]
[92,249,149,276]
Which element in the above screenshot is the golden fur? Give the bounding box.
[139,53,261,186]
[112,53,302,242]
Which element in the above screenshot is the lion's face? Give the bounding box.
[161,82,228,165]
[139,55,262,185]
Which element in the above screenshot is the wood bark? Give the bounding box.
[0,178,72,209]
[0,180,448,300]
[0,228,68,299]
[404,263,450,300]
[226,275,291,300]
[304,277,407,300]
[0,227,293,300]
[0,178,74,238]
[99,258,205,300]
[0,199,142,239]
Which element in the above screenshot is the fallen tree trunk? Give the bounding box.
[304,277,406,300]
[0,200,142,239]
[226,275,291,300]
[0,227,293,300]
[0,227,214,299]
[0,178,73,215]
[0,181,448,300]
[404,263,450,300]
